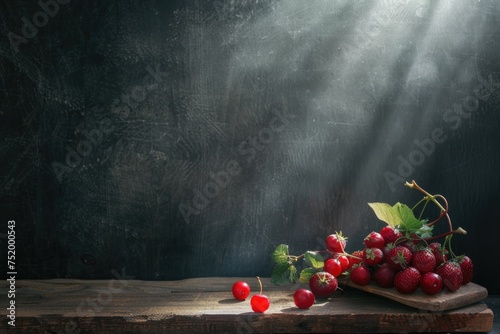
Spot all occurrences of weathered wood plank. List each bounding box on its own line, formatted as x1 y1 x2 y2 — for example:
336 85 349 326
344 280 489 311
1 278 493 333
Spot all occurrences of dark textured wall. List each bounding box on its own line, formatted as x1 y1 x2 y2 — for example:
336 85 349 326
1 0 500 293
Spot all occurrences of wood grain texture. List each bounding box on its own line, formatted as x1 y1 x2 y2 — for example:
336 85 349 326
343 280 489 311
1 277 493 333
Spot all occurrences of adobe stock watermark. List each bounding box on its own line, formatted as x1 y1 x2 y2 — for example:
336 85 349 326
60 267 134 334
384 73 500 191
51 64 168 182
179 108 296 224
7 0 71 52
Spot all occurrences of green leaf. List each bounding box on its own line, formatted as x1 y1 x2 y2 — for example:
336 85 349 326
416 224 433 239
299 267 317 283
304 251 324 270
369 202 434 239
272 244 289 264
271 262 292 285
396 203 422 230
271 262 298 285
368 202 423 229
367 202 403 227
395 203 431 236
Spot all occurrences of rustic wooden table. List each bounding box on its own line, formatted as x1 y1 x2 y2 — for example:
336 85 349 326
2 277 494 333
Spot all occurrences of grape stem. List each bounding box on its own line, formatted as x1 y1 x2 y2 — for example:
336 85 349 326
405 180 467 240
421 227 467 241
443 234 458 259
405 180 447 213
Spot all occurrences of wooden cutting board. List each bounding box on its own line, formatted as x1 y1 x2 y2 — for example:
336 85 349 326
341 279 489 311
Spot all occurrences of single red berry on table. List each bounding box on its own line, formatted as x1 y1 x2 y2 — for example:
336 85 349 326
324 258 343 277
326 232 347 254
350 265 371 286
364 231 385 249
435 261 463 292
411 248 436 274
363 247 384 266
232 281 251 301
309 271 338 299
457 255 473 285
251 294 270 313
394 266 421 294
250 277 270 313
420 272 443 295
293 288 315 309
373 263 396 288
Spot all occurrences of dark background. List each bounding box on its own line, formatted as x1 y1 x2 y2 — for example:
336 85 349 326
1 0 500 293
